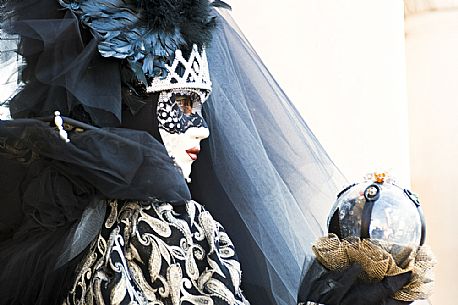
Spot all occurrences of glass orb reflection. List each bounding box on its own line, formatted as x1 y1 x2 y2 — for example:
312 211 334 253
328 182 422 248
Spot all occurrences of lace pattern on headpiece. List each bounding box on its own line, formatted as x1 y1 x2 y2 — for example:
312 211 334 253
147 44 212 97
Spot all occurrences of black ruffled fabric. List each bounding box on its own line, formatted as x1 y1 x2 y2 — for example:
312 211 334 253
0 118 190 304
298 260 412 305
0 119 189 201
3 0 122 126
1 0 229 125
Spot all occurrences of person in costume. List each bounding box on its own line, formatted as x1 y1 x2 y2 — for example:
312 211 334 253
0 0 249 304
0 0 427 304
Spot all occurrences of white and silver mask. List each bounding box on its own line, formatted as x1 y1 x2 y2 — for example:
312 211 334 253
157 89 210 182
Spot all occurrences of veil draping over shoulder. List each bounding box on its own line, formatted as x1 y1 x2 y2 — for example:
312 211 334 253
190 11 346 305
0 3 345 304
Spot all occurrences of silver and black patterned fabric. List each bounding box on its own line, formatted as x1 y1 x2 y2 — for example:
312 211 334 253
64 199 249 305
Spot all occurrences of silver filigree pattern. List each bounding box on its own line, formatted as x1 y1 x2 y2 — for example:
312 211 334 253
64 199 249 305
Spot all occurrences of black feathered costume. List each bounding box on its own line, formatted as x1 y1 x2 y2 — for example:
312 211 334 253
0 1 350 305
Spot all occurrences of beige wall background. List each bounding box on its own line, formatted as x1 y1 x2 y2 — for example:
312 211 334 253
230 0 457 304
230 0 411 185
405 1 458 304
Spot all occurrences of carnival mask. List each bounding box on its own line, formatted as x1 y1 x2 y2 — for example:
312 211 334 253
157 90 209 182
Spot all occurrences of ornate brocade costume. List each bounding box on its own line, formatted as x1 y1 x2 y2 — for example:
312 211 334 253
64 199 248 305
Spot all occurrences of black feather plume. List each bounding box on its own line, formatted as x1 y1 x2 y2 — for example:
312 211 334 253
135 0 229 50
210 0 231 10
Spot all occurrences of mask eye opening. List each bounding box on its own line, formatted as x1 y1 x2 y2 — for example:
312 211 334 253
173 90 203 116
175 94 193 115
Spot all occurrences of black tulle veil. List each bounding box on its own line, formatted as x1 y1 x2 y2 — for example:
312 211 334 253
191 11 345 304
0 2 345 304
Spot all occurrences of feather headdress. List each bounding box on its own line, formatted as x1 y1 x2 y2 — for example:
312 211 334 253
0 0 229 124
58 0 230 78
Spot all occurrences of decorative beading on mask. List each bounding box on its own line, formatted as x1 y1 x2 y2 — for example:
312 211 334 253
146 44 212 100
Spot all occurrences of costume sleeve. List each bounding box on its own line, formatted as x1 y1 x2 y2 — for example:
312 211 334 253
298 259 412 305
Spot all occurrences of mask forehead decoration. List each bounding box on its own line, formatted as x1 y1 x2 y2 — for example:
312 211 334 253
147 44 212 99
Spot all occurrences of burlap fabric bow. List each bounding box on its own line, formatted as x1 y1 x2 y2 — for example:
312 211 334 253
312 234 436 301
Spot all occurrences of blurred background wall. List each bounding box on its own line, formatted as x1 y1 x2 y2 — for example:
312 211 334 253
230 0 457 304
404 1 458 304
230 0 410 185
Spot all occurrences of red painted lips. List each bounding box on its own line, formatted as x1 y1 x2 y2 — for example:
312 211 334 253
186 147 200 161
